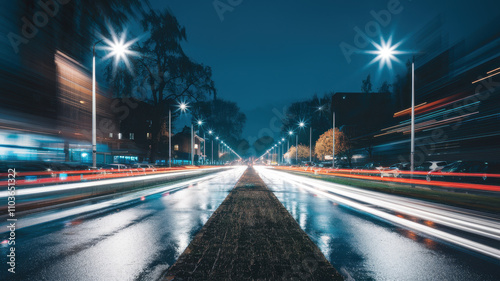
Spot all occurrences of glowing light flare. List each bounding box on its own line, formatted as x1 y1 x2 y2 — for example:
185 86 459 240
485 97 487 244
178 101 189 113
100 26 140 75
366 37 407 70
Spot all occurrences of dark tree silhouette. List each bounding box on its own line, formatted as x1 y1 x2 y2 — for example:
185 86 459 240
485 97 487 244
280 93 333 145
378 81 392 93
191 99 247 155
106 9 216 161
361 74 373 93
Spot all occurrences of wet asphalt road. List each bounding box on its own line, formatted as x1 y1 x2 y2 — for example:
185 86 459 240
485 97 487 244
2 165 500 280
1 167 246 281
257 167 500 281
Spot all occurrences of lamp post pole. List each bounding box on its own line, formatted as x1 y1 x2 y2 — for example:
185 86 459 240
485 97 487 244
332 111 335 169
278 145 281 164
309 127 312 163
92 40 102 169
191 124 194 165
169 109 172 167
295 135 298 164
281 142 284 163
91 31 135 168
410 59 415 173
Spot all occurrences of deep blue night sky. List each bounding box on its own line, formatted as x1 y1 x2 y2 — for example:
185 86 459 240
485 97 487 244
147 0 500 141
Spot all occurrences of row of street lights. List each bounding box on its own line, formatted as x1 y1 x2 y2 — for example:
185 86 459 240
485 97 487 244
260 38 415 172
259 108 336 168
91 29 239 168
168 101 242 166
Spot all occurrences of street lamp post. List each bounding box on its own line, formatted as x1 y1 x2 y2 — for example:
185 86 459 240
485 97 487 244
281 138 285 164
91 32 134 169
295 135 298 164
196 120 204 165
332 111 336 169
92 41 102 169
208 130 213 165
191 124 194 165
215 136 219 165
309 127 312 163
368 38 415 172
169 109 172 167
410 59 415 172
299 122 305 165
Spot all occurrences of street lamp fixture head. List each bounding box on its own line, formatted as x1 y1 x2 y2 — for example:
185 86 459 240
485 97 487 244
281 138 285 141
366 36 405 70
208 130 213 135
197 120 203 125
101 26 139 75
216 136 219 140
179 102 188 112
299 122 305 127
289 131 293 135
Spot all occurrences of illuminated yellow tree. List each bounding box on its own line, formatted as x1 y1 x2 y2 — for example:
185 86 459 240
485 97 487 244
314 128 348 161
285 145 310 161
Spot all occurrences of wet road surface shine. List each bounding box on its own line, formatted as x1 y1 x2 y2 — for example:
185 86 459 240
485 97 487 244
165 167 343 280
257 167 500 281
1 167 246 281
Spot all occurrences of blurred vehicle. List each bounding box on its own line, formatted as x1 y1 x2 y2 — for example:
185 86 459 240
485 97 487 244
302 161 317 167
100 164 129 170
416 161 448 172
99 164 130 174
380 162 411 178
352 162 384 176
131 163 157 172
426 161 500 185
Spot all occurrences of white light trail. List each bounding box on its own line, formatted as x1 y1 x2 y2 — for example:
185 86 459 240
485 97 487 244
256 167 500 260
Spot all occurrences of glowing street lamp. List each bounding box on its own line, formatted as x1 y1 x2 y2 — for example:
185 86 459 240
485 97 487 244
366 37 403 70
297 121 312 163
92 28 138 169
207 130 213 165
368 37 415 172
167 101 190 167
179 102 188 112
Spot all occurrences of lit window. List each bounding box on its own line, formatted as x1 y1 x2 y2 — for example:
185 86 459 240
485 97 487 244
129 133 134 140
118 133 122 140
109 133 113 138
174 145 179 151
147 133 151 139
194 144 199 149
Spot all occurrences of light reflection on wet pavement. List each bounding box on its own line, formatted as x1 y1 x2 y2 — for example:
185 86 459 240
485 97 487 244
0 167 246 281
260 172 500 281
